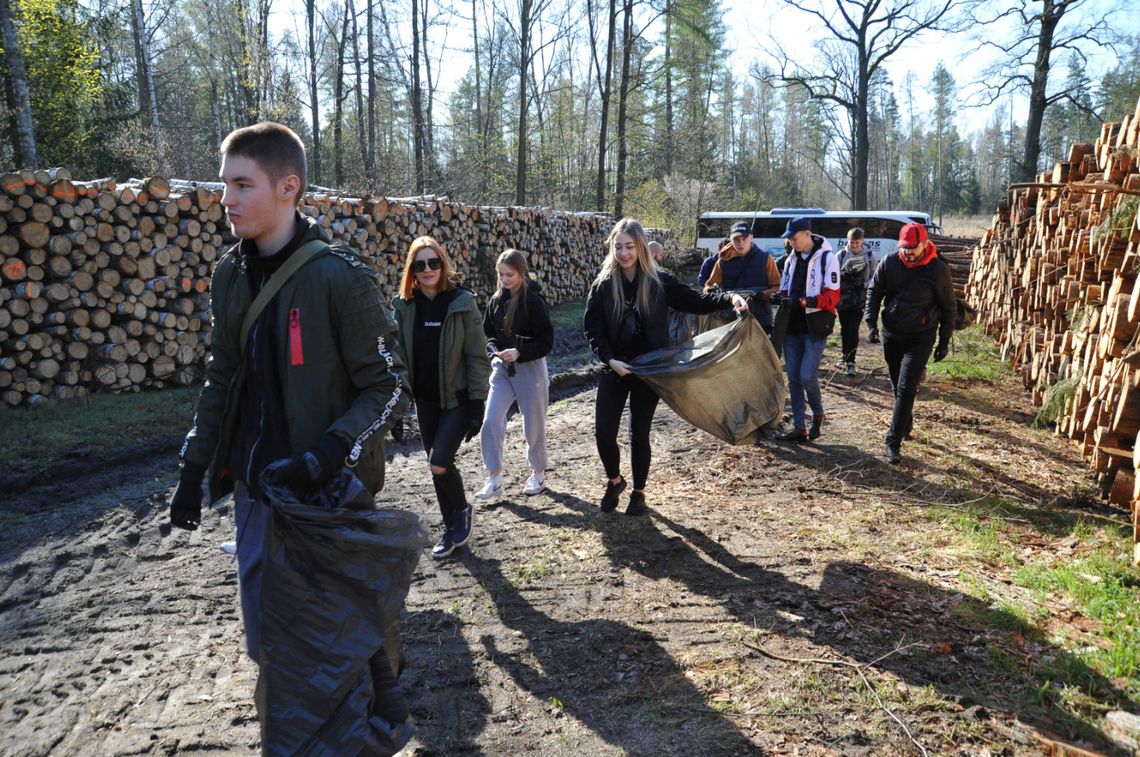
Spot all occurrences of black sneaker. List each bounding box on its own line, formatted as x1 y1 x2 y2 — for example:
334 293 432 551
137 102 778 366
778 428 808 443
809 415 824 440
431 529 456 559
451 503 474 548
845 362 855 377
885 444 901 465
626 490 648 516
600 477 626 512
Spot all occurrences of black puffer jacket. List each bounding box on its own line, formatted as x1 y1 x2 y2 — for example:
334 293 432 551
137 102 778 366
482 280 554 363
584 270 732 364
864 244 955 345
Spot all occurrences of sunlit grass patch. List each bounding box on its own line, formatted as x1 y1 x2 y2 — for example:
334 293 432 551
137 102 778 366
927 325 1008 383
0 385 200 474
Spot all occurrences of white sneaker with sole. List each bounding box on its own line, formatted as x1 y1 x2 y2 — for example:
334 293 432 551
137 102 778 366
220 541 237 556
523 472 546 496
475 475 503 500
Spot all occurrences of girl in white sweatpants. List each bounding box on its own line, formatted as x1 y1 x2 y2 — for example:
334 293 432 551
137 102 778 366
477 249 554 498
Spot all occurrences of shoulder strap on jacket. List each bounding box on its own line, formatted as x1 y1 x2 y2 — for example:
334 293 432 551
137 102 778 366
240 239 329 353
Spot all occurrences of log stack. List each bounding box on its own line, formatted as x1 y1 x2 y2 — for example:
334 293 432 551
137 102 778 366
966 96 1140 563
0 177 617 408
0 170 219 406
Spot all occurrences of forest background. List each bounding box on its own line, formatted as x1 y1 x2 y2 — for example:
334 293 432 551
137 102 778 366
1 0 1139 245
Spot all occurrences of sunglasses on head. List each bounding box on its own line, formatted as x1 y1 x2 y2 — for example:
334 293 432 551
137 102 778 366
411 257 443 273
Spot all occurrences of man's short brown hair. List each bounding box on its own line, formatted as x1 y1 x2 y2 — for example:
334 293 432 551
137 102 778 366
220 122 307 204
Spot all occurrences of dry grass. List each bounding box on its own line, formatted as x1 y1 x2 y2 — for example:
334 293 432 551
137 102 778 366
938 214 992 237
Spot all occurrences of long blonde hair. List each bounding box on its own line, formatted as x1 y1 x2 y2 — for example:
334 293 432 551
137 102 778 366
495 248 530 336
399 236 456 300
593 218 660 322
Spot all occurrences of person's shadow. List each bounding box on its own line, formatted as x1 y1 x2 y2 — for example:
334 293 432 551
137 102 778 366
401 609 492 754
501 492 1135 753
460 552 763 755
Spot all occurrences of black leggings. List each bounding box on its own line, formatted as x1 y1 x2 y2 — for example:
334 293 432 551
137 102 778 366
882 330 937 446
594 370 660 491
838 308 862 364
415 397 469 526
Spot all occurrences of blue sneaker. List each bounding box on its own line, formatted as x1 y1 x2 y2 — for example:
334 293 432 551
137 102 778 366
431 528 457 560
451 503 474 548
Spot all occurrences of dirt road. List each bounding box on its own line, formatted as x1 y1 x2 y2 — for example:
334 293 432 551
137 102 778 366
1 334 1134 755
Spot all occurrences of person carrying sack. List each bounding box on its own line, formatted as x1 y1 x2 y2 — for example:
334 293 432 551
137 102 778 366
584 218 748 516
703 220 780 334
167 122 413 749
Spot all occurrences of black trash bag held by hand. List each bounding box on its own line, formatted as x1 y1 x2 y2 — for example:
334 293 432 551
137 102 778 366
630 316 786 445
256 463 430 756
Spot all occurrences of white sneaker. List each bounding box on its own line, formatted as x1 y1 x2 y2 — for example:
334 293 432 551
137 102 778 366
475 475 503 500
220 541 237 556
523 472 546 496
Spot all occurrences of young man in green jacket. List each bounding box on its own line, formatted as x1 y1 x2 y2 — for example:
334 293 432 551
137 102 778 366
167 123 411 721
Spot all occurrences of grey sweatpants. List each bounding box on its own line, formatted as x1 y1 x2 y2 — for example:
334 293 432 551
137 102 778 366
481 358 549 474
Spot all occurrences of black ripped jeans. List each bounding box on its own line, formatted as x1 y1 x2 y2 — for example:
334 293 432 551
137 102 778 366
416 396 469 528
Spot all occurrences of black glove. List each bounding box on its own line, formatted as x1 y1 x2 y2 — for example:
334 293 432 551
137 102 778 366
769 291 785 305
272 450 328 490
803 296 818 308
390 417 405 442
465 399 485 443
868 327 880 344
272 435 346 490
169 461 206 531
933 343 948 362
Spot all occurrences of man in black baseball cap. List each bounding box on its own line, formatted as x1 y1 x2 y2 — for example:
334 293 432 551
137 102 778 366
700 219 780 333
864 222 955 463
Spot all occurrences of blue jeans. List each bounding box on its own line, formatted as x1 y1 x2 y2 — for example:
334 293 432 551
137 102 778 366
783 332 825 430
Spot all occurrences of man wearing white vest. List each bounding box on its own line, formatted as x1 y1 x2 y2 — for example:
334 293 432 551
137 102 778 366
773 216 840 442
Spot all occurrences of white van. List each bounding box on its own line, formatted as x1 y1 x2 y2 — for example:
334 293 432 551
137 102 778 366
696 208 944 266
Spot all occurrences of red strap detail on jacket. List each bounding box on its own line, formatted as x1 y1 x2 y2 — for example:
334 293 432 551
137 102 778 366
289 308 304 366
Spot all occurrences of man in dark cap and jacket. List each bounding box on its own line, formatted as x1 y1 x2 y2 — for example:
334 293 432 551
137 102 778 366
864 222 955 464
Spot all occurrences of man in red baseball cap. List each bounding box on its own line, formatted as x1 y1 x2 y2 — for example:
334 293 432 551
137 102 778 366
863 223 955 464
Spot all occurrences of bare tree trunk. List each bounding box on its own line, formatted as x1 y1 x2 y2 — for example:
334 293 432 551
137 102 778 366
0 0 36 168
1019 0 1062 182
131 0 162 165
421 0 436 187
612 0 632 218
366 0 376 189
515 0 533 205
411 0 425 193
350 0 367 188
663 0 673 178
471 0 484 193
333 8 349 187
306 0 322 184
593 0 615 211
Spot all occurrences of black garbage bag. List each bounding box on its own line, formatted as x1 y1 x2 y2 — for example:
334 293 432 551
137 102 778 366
256 462 430 756
629 315 785 445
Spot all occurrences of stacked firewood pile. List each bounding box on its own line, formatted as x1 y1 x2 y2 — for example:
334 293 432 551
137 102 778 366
966 98 1140 563
0 175 616 407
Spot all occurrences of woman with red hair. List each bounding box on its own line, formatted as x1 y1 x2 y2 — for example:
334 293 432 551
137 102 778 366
393 236 490 558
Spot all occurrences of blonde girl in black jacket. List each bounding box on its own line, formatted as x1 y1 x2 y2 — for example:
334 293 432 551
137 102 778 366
583 218 748 516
